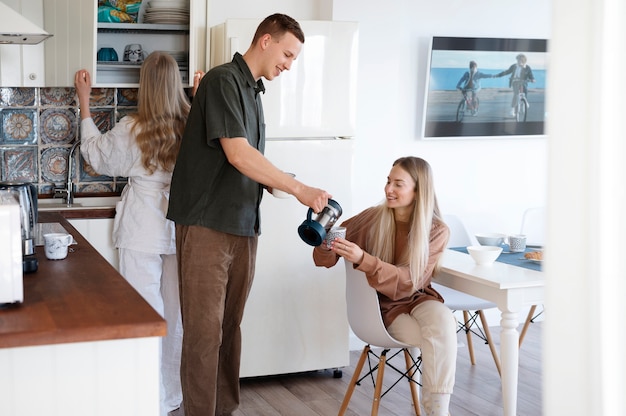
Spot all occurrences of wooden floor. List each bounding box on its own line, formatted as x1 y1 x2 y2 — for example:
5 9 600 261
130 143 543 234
234 321 542 416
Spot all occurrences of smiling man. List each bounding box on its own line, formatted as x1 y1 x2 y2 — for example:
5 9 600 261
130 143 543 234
166 13 331 416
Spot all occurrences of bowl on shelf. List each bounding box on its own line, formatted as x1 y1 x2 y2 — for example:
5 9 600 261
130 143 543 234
97 47 118 62
475 233 506 247
467 245 503 265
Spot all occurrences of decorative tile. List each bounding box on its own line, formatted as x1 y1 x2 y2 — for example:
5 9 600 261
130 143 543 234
41 87 76 107
90 88 115 106
40 108 78 145
38 183 55 195
40 146 70 184
1 146 37 182
0 87 36 107
91 108 115 133
117 88 138 106
116 107 136 122
78 183 114 193
80 157 113 182
0 86 144 195
1 109 37 144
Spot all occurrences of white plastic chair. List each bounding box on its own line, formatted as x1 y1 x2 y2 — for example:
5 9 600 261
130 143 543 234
520 207 545 248
340 261 422 416
519 207 546 346
431 214 502 375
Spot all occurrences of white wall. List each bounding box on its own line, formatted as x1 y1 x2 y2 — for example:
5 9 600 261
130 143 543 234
206 0 551 237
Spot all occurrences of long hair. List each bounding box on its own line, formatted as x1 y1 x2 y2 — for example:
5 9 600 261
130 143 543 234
252 13 305 44
129 51 190 174
367 157 444 288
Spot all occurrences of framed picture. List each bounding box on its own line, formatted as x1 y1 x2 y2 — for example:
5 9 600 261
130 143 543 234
422 36 548 139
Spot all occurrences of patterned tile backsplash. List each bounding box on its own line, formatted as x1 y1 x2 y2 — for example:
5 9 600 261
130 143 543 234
0 86 139 196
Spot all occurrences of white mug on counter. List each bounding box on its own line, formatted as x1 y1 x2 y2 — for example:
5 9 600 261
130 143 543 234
43 233 73 260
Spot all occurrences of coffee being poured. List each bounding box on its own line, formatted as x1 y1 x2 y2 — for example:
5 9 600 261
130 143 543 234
298 199 342 246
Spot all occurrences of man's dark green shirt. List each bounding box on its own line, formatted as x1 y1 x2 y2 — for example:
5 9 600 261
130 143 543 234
167 53 266 237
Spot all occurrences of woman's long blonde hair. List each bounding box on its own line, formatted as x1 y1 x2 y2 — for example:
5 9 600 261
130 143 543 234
129 51 190 174
367 157 444 289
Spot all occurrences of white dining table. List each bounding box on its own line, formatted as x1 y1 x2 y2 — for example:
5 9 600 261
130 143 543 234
434 249 545 416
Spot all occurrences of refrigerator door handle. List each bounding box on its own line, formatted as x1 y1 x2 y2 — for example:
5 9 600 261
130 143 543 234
229 37 239 58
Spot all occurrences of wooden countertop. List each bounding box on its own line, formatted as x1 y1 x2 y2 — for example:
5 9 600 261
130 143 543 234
0 212 166 349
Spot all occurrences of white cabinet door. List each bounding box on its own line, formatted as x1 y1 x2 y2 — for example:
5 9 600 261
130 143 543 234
0 0 46 87
43 0 95 87
68 218 119 271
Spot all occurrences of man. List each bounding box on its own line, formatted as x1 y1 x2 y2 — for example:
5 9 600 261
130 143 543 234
166 14 331 416
495 53 536 117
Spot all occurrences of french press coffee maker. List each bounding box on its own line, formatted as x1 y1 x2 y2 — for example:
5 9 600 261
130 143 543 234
297 199 342 246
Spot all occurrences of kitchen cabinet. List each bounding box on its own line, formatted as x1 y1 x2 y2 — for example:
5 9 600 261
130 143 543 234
68 217 119 271
0 212 164 416
43 0 206 87
0 0 46 87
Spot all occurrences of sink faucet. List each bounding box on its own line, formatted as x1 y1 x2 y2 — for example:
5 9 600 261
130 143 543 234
54 140 81 205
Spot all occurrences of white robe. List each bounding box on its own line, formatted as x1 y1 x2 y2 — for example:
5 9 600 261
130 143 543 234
80 116 175 254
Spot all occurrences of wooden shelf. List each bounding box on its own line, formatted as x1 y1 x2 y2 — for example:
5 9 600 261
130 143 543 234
97 22 189 32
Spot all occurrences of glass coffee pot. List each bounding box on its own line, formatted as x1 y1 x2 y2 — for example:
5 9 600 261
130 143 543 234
298 199 342 246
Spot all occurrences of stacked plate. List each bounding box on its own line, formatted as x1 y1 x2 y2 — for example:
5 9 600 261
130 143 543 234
143 0 189 25
159 50 188 67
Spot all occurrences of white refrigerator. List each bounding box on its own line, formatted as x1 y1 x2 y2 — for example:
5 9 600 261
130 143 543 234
209 19 358 377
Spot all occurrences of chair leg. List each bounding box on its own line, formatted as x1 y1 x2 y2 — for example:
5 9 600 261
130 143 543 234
371 351 388 416
462 310 476 365
338 345 370 416
403 349 421 416
519 304 537 347
478 310 501 377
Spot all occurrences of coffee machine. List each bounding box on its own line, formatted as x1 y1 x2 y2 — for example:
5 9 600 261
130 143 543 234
0 182 38 274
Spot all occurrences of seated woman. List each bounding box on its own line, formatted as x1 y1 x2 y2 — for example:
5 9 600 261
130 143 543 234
312 156 456 416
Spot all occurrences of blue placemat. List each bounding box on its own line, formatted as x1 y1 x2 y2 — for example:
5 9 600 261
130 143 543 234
450 246 542 271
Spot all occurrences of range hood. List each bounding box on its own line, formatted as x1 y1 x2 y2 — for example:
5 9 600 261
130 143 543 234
0 2 52 45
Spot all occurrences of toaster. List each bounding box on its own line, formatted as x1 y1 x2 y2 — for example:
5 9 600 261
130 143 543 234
0 192 23 306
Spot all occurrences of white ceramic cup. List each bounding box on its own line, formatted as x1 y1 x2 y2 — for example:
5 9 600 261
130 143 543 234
43 233 73 260
272 172 295 199
325 226 347 249
508 234 527 253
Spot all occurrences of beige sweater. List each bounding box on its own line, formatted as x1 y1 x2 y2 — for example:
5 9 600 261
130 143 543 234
313 206 450 327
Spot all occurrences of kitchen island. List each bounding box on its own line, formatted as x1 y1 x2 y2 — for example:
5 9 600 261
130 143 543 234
0 212 165 416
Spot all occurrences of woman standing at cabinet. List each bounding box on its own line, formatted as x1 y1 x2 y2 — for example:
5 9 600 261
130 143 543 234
74 51 190 416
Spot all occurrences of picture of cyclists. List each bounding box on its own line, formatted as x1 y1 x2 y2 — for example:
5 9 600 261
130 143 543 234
422 37 547 138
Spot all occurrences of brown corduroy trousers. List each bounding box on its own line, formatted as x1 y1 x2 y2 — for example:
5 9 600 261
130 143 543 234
175 224 258 416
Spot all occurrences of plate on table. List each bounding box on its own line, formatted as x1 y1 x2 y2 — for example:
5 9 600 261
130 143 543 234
522 250 544 263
